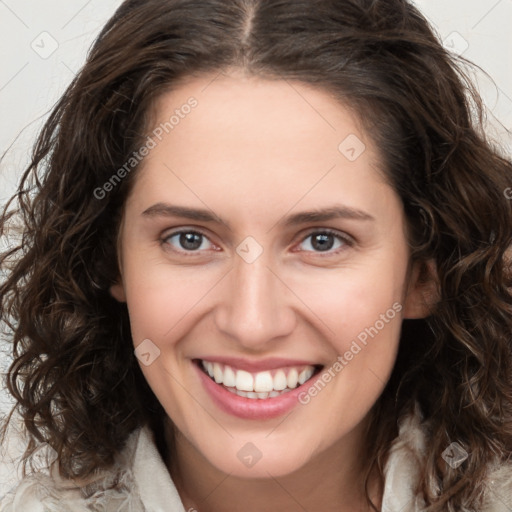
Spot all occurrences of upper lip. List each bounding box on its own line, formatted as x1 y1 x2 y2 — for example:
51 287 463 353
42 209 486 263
195 356 322 373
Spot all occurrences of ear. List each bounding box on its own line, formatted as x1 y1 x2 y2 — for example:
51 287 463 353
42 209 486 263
402 259 439 319
110 277 127 303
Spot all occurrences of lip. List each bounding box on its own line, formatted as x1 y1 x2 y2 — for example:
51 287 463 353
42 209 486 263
193 359 321 420
197 356 320 373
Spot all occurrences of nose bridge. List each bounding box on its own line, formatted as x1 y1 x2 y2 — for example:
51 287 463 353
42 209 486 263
215 250 295 347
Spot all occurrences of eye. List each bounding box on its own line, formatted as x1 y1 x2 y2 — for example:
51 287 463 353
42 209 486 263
296 229 353 254
161 228 353 256
162 229 216 254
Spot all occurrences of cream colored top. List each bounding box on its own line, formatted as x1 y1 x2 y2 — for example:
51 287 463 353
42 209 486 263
1 405 511 511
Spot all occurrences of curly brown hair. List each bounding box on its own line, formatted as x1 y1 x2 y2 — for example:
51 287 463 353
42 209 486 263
1 0 512 510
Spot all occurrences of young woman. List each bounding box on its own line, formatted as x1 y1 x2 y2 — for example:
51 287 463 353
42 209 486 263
1 0 511 510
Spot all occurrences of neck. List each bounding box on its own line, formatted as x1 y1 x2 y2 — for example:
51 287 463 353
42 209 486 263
164 418 383 512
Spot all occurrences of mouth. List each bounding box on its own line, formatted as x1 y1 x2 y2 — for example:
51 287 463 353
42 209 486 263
194 359 324 400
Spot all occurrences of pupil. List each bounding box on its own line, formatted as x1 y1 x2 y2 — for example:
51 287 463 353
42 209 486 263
177 233 334 252
180 233 202 250
312 234 333 251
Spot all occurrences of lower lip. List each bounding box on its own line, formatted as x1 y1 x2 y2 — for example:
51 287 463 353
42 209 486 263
194 362 318 420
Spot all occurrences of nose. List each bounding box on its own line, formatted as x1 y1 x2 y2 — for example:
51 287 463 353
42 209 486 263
214 251 296 351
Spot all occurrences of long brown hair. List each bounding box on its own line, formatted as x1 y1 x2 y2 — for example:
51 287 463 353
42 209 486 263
1 1 512 510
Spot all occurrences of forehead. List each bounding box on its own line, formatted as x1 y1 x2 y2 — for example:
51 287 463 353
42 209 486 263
148 71 376 164
125 72 396 224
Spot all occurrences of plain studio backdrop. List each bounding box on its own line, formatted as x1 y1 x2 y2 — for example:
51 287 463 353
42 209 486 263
0 0 511 498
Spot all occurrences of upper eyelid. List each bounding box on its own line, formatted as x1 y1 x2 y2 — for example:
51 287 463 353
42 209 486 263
163 228 217 250
161 227 353 252
295 228 354 252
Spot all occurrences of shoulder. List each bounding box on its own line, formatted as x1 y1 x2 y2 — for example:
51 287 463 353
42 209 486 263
381 402 431 511
381 403 512 512
482 461 512 511
0 427 145 512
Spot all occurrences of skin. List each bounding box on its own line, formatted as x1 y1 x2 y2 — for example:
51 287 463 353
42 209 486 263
110 69 435 512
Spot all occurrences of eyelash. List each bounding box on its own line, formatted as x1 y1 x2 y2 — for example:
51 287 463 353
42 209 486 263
160 228 354 257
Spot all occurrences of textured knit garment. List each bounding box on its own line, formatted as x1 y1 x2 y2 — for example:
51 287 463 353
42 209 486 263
1 406 512 511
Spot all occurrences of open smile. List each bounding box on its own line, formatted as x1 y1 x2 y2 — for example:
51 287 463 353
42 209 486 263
193 358 324 419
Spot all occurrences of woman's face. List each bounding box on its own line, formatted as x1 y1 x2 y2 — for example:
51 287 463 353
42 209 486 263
111 71 429 478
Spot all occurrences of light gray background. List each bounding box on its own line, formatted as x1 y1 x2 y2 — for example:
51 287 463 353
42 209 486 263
0 0 511 496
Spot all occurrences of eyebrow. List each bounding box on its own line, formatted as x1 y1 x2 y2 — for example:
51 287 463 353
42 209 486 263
141 202 375 229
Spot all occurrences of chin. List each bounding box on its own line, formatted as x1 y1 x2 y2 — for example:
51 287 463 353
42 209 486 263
199 436 316 479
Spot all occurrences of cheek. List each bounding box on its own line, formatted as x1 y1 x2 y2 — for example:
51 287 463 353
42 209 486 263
295 278 403 435
121 256 219 343
288 264 405 348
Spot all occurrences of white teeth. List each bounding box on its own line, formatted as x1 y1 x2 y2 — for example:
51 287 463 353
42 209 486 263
205 361 214 378
273 370 288 391
223 365 236 387
235 370 254 392
254 371 274 392
213 363 223 384
200 360 317 397
298 367 314 385
287 368 299 389
225 386 294 399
